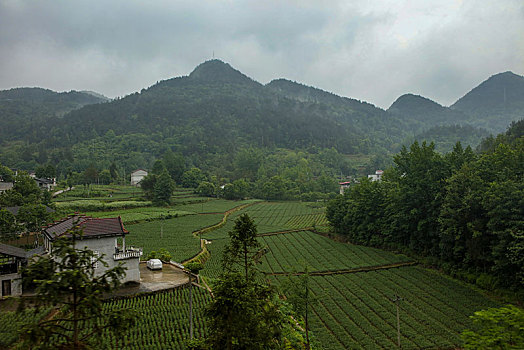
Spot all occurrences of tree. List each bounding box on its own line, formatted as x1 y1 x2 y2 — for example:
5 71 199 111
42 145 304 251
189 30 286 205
205 273 283 350
109 162 119 182
282 265 317 350
17 204 51 233
153 170 175 205
152 159 166 175
0 209 17 239
0 163 14 182
223 214 261 282
83 164 98 184
163 150 185 184
182 168 206 188
20 228 135 349
98 169 111 185
196 181 216 197
461 305 524 349
13 173 42 204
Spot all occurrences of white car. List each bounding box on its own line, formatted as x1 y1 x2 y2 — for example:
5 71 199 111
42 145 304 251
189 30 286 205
146 259 163 270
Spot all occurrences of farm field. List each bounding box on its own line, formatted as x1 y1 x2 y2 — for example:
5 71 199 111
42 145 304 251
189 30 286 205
0 307 52 348
97 287 211 350
196 201 500 349
86 207 194 224
259 230 411 274
271 267 499 350
126 214 223 262
38 196 502 349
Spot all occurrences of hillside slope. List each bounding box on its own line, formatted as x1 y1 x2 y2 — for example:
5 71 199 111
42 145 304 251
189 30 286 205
451 71 524 132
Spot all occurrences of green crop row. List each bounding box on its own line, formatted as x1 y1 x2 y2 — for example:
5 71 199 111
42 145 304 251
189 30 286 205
86 207 194 224
55 200 152 212
272 266 499 350
0 307 52 348
260 231 411 273
126 214 223 262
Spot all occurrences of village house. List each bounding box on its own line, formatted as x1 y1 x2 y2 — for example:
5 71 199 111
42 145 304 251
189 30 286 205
339 181 351 195
34 177 56 191
130 169 148 186
42 215 142 284
0 244 42 297
368 170 384 182
0 182 14 193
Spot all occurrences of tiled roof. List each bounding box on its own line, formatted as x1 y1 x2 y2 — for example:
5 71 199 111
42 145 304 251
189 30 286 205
44 215 128 240
1 206 55 216
0 243 27 258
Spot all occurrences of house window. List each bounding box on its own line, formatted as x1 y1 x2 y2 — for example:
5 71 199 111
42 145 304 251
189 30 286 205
91 251 100 269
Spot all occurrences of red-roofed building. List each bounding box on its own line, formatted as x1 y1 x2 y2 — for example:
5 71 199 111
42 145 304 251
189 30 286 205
339 181 351 195
43 215 141 283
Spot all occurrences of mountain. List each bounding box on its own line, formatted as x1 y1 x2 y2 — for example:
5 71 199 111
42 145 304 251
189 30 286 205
22 60 405 157
451 71 524 132
0 87 109 143
1 61 522 177
388 93 469 127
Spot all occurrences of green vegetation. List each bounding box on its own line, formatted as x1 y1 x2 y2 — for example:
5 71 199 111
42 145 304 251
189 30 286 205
126 214 223 262
20 229 135 349
279 267 499 350
0 307 52 348
327 120 524 291
462 305 524 349
97 287 211 350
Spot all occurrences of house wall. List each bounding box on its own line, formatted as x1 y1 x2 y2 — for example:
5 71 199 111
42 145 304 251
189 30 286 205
74 237 140 284
0 273 22 297
130 170 148 186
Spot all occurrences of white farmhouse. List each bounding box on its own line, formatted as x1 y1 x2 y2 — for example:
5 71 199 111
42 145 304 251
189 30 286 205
130 169 148 186
42 215 141 284
368 170 384 182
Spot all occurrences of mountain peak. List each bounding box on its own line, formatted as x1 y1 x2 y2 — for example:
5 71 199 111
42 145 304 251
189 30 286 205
451 71 524 121
189 59 258 85
388 93 444 114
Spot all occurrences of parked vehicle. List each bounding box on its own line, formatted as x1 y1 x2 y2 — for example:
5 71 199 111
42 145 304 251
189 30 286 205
147 258 163 270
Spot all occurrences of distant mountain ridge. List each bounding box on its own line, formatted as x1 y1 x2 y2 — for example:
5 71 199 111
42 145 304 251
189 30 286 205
388 71 524 134
0 87 108 143
0 60 522 173
450 71 524 132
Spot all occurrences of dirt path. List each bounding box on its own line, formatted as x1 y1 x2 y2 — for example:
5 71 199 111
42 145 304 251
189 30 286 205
266 261 418 276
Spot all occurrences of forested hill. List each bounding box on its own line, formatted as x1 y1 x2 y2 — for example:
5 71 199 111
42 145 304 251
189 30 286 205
0 87 109 142
388 93 470 127
450 71 524 132
1 60 523 175
2 60 410 166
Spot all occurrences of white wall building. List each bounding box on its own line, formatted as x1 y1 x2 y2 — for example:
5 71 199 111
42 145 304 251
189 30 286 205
130 169 148 186
43 215 141 284
368 170 384 182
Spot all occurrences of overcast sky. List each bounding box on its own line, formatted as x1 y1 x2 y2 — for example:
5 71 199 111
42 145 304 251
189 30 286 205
1 0 523 108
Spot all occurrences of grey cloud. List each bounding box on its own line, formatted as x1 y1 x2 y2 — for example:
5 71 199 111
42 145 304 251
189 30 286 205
0 0 523 108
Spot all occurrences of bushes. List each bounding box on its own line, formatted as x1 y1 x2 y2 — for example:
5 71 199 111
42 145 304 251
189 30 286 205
55 200 152 212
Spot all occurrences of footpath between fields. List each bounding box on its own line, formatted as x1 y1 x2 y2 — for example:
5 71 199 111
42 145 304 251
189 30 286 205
266 261 418 276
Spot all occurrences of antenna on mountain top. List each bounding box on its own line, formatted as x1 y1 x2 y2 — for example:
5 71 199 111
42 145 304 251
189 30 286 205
213 51 215 59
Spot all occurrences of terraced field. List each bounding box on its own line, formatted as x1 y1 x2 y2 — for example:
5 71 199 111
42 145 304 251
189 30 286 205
98 287 211 349
259 230 411 273
20 197 500 349
196 201 499 349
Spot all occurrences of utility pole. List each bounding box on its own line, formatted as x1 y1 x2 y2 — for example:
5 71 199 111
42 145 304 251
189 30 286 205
189 271 193 339
391 294 404 348
160 215 164 239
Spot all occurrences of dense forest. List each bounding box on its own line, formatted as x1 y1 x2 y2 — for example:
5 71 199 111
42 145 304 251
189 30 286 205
326 120 524 291
1 60 523 186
